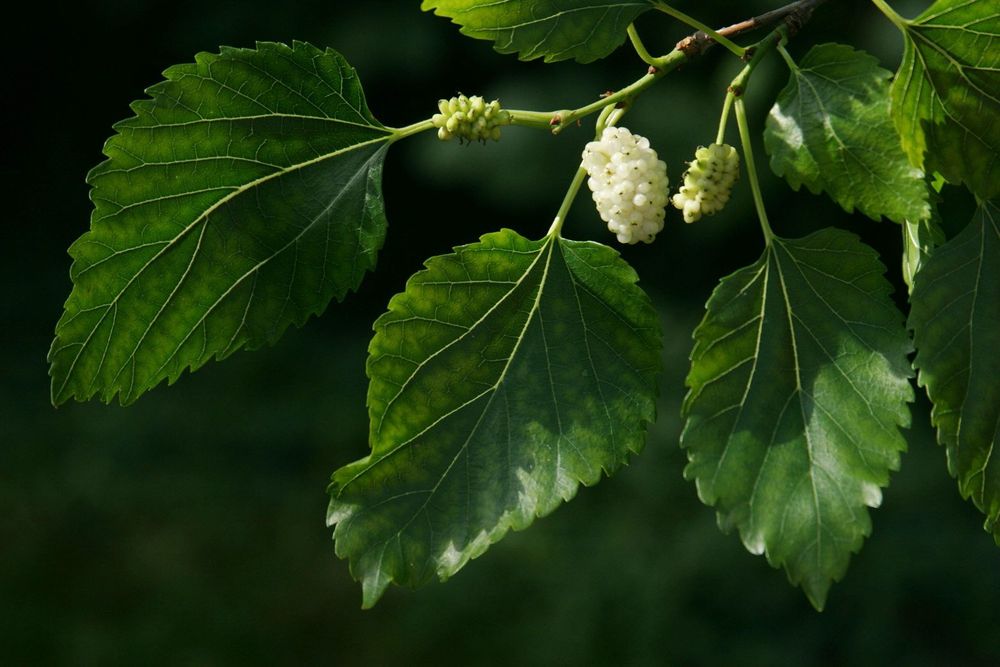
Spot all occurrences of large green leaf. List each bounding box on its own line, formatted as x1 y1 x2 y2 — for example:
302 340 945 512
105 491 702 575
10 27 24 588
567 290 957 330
910 201 1000 543
681 228 913 609
890 0 1000 200
328 229 661 607
765 43 929 224
50 42 392 405
421 0 652 63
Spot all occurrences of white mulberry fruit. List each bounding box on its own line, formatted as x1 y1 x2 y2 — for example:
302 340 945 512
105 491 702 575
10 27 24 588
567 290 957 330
432 95 512 143
671 143 740 223
582 127 669 245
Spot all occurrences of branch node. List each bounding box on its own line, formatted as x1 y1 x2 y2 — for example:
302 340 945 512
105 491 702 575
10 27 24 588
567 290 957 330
676 33 704 57
677 0 830 58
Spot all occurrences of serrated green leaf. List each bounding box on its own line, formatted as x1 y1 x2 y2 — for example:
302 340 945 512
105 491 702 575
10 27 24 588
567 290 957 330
910 201 1000 543
421 0 652 63
890 0 1000 200
765 43 929 224
681 228 913 609
49 42 392 405
328 229 661 607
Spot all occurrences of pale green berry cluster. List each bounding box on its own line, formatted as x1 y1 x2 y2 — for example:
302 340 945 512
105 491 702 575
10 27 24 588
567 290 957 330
671 143 740 223
582 127 670 245
432 95 512 143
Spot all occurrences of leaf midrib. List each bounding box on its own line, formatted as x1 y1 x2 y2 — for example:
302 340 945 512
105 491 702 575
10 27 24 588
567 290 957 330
116 112 381 133
771 241 824 574
719 239 891 569
352 237 560 548
144 144 389 385
370 238 552 444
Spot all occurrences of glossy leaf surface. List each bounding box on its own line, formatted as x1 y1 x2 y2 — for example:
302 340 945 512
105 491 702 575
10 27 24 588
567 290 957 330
765 43 928 224
890 0 1000 199
328 229 661 607
50 42 392 405
682 228 913 609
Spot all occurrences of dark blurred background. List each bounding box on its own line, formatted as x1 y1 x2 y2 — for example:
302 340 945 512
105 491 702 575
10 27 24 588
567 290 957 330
3 0 998 664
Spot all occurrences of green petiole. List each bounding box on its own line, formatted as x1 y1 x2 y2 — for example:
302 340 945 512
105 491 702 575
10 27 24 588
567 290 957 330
390 119 436 141
735 98 774 244
548 103 623 237
716 92 735 145
870 0 909 31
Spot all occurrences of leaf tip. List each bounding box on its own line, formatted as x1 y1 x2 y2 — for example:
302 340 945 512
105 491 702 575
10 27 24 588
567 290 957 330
804 587 828 612
360 569 392 609
798 571 834 612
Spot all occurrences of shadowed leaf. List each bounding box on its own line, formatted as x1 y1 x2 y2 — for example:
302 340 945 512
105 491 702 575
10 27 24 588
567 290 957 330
328 229 661 607
765 43 929 224
682 228 913 609
911 200 1000 543
421 0 652 62
890 0 1000 199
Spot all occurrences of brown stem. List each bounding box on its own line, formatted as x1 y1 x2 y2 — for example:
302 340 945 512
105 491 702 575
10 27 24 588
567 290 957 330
528 0 831 134
676 0 834 56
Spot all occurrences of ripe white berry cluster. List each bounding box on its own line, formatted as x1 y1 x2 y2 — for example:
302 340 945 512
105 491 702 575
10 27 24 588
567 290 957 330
432 95 512 143
671 143 740 223
582 127 670 245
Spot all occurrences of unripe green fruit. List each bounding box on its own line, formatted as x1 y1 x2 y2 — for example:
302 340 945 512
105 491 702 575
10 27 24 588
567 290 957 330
671 143 740 223
433 95 511 143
